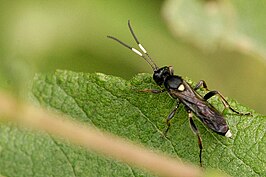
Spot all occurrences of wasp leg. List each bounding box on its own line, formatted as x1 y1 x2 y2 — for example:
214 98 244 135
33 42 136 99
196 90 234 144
164 102 180 136
194 80 250 115
204 91 250 115
187 110 203 167
139 88 165 94
194 80 209 91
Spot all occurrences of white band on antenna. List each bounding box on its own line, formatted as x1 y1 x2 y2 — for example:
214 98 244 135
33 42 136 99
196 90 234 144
132 48 143 56
138 44 147 54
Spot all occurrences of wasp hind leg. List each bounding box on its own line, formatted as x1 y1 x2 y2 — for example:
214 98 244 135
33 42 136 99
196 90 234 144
194 80 250 115
187 110 203 167
204 91 251 115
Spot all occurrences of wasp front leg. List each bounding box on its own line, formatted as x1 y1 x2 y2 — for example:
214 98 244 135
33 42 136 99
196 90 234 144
138 88 166 94
187 110 203 167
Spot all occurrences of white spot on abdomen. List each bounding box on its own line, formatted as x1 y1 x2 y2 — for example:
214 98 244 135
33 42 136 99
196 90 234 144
225 130 232 138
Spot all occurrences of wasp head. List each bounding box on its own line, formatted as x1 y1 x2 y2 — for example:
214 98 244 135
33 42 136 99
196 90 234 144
153 66 174 86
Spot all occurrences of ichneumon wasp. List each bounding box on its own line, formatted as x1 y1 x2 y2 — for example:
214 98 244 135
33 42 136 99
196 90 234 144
107 20 250 166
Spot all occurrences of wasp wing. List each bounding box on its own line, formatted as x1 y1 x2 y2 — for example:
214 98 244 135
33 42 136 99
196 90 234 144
170 82 229 136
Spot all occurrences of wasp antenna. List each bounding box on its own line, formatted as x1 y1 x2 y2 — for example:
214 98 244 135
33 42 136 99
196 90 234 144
107 35 157 70
128 20 158 70
107 35 142 57
108 21 158 71
107 36 131 50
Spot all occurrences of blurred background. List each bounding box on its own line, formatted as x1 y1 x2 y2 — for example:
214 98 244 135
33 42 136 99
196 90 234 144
0 0 265 114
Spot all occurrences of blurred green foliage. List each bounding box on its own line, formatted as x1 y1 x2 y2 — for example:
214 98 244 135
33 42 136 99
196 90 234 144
0 0 265 114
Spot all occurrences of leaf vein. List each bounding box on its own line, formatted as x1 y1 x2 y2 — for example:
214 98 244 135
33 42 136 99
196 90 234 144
92 80 180 157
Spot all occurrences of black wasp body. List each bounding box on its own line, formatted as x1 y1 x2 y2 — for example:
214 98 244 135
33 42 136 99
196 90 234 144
108 20 250 166
155 67 229 136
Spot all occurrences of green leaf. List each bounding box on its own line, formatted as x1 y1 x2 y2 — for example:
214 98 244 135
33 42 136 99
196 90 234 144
1 70 265 177
162 0 266 61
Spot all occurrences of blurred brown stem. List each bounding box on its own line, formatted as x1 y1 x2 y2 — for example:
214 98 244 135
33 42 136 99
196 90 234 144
0 90 219 177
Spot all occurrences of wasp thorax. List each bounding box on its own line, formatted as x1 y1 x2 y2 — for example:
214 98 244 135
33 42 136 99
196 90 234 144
153 66 172 86
164 75 183 91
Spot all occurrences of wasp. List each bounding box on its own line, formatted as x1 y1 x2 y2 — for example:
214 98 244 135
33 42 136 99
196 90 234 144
107 20 250 166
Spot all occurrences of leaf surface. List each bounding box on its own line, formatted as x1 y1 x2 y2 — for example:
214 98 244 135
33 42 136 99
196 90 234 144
1 70 265 177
